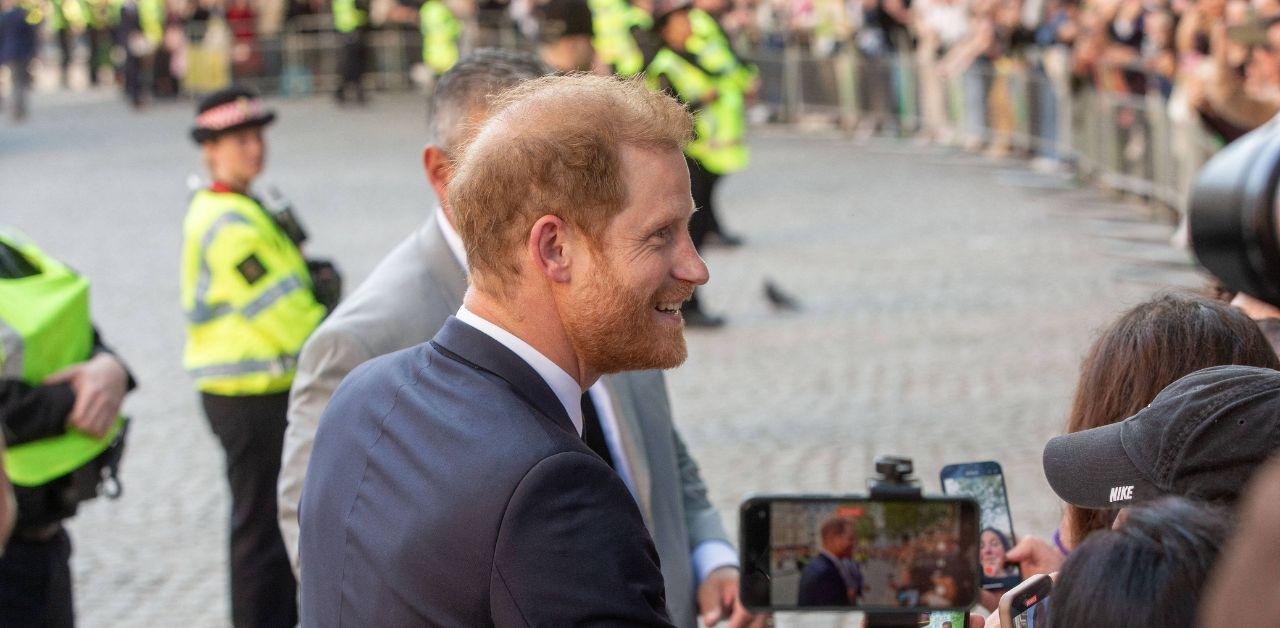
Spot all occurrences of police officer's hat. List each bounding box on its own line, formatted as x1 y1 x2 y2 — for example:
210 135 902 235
652 0 692 30
190 86 277 144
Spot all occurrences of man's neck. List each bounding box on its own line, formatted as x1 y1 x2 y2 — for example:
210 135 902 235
463 288 598 390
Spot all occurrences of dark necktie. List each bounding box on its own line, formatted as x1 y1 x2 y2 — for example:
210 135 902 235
580 392 616 469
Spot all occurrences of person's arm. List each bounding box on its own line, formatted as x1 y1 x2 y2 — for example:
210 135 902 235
203 219 326 353
1204 22 1280 130
278 326 374 576
0 379 76 445
490 451 675 626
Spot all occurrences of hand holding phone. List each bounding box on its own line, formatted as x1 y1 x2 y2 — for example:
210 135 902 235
998 573 1053 628
941 462 1022 591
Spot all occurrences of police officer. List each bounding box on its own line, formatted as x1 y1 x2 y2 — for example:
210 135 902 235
183 87 329 628
646 0 746 326
418 0 461 76
588 0 651 76
0 227 135 627
332 0 370 104
685 0 754 249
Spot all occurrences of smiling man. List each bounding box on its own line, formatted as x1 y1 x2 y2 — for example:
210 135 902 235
299 75 711 625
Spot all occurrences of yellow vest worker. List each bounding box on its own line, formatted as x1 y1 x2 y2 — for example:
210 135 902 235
419 0 461 75
183 87 326 628
644 0 741 326
0 228 134 626
588 0 651 77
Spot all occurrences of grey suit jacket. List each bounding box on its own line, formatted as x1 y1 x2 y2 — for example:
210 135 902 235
279 213 730 626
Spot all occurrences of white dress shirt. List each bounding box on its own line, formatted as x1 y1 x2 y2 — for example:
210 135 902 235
440 208 736 582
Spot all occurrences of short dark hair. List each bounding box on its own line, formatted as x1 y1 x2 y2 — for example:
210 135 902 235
427 49 550 154
1047 497 1233 628
981 527 1011 551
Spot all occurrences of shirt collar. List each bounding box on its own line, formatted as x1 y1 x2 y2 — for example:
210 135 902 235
455 305 584 436
435 205 468 269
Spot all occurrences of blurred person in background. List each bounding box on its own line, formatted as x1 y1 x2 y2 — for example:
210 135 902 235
536 0 597 71
647 0 751 327
0 228 135 628
589 0 652 77
1002 293 1279 579
0 0 38 121
332 0 370 103
1046 497 1231 628
183 87 330 628
83 0 117 87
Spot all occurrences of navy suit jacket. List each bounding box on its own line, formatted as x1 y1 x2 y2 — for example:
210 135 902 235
796 554 856 608
299 316 673 626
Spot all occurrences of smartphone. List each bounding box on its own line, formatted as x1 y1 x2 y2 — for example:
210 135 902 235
940 461 1022 591
738 495 980 612
998 573 1053 628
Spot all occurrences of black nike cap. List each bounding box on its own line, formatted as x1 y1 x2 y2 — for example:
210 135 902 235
1043 365 1280 509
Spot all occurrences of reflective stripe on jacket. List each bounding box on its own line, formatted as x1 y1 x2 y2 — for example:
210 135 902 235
645 47 749 174
180 189 325 396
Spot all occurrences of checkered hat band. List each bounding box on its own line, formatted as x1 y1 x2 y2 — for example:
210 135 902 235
196 98 265 132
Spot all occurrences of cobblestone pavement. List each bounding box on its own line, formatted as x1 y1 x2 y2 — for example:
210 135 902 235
0 89 1202 626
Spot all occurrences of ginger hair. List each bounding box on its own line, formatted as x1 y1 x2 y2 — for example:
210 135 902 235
447 73 693 296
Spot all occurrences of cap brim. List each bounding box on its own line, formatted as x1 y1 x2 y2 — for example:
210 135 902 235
191 112 276 144
1043 421 1163 509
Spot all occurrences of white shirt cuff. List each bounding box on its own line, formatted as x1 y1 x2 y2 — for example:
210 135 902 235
692 540 740 583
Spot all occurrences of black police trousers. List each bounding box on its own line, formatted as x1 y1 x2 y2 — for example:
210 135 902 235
686 156 724 250
201 391 297 628
0 526 74 627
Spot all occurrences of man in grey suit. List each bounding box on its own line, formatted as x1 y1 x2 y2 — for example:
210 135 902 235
280 50 754 626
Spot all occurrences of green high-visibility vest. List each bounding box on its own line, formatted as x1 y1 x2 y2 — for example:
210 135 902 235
645 47 748 174
588 0 650 77
138 0 164 44
332 0 367 33
0 230 124 488
181 189 325 396
419 0 460 75
688 8 757 92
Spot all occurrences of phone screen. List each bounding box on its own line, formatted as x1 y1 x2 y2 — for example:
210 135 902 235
739 496 979 611
940 462 1021 590
1012 595 1050 628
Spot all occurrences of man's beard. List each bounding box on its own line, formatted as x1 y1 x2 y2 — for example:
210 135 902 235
564 259 692 375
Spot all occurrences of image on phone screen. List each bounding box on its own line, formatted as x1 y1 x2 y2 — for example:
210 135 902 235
742 497 978 611
940 461 1022 590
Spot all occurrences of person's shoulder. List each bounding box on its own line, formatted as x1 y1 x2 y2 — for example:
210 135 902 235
321 230 455 354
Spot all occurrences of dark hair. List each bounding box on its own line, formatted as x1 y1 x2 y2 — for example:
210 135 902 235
1062 292 1279 546
427 49 551 154
981 527 1011 551
1047 497 1233 628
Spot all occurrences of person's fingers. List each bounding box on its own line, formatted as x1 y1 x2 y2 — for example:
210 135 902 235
41 363 82 386
66 385 95 432
969 613 988 628
698 583 724 626
984 611 1003 628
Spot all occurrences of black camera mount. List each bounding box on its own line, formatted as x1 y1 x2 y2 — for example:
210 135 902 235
865 456 946 628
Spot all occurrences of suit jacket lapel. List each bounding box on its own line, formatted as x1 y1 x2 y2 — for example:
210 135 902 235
431 317 577 436
417 213 468 312
602 373 653 525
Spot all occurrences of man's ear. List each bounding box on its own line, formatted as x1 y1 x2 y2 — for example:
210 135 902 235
528 215 574 284
423 145 452 205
